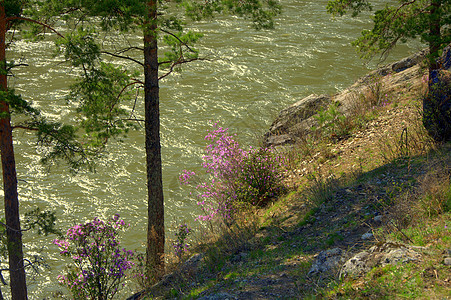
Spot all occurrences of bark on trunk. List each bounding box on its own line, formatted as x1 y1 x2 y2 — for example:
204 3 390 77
0 4 28 299
144 0 165 282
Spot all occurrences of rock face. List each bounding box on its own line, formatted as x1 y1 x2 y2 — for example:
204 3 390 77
308 242 423 279
265 45 451 146
264 50 429 146
264 94 331 146
308 248 349 276
339 242 422 278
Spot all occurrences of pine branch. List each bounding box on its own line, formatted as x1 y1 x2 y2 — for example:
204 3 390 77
159 57 208 80
6 16 64 38
7 63 29 72
117 80 144 101
160 29 197 53
12 125 38 131
101 51 144 66
115 46 145 54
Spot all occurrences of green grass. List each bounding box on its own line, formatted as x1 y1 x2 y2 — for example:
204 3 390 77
140 71 451 300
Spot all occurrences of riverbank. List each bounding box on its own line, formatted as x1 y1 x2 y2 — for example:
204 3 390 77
134 51 451 299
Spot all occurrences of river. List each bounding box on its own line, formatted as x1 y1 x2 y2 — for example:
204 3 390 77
2 0 423 298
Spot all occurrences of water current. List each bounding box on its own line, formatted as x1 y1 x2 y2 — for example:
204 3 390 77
2 0 423 297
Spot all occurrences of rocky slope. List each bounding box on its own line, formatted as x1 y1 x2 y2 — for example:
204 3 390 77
132 49 451 300
264 48 437 147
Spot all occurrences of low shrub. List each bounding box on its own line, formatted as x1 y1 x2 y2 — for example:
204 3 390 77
181 123 287 224
54 215 135 300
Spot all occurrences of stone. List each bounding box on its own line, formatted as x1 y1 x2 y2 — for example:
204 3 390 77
340 242 422 278
444 257 451 266
269 94 331 133
265 94 331 146
361 232 373 240
391 51 426 73
339 251 371 278
265 134 294 146
308 248 348 276
373 215 383 223
377 247 420 266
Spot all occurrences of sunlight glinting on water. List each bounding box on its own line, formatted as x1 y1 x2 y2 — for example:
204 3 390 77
0 0 424 297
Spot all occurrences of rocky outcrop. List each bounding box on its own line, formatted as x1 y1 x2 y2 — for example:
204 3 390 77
264 94 331 146
308 248 349 276
264 50 429 146
339 242 422 278
307 242 424 279
265 45 451 146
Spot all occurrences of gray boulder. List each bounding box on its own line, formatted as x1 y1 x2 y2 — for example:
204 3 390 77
308 248 349 276
265 94 331 146
340 242 422 278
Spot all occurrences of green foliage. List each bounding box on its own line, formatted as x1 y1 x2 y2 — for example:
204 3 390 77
326 0 372 17
0 87 95 173
313 101 351 141
182 0 282 29
234 147 288 207
56 27 101 68
68 62 138 142
41 0 147 31
23 208 60 236
0 208 60 285
0 89 40 117
41 0 282 170
0 2 116 172
160 30 203 68
34 120 91 171
5 0 23 18
327 0 451 61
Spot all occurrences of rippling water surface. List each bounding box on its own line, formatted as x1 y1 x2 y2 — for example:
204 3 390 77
2 0 422 297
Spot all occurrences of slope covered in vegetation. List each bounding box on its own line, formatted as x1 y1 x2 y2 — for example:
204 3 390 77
135 52 451 300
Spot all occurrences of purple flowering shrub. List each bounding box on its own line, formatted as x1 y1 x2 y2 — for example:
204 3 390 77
181 123 287 223
54 215 134 300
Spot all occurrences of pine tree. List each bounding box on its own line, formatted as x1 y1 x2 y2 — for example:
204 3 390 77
0 1 106 297
327 0 451 140
44 0 281 282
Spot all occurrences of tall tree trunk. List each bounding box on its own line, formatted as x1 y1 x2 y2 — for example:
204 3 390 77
144 0 165 282
423 0 451 141
0 4 28 299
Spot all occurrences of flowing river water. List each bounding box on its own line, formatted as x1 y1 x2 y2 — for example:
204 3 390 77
2 0 423 297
